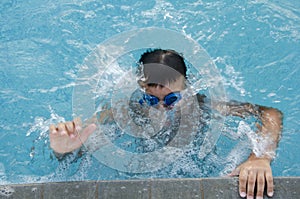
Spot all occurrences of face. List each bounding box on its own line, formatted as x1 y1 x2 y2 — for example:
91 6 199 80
141 76 185 109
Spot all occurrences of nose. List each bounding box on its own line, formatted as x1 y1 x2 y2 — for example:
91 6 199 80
156 101 173 110
156 101 165 109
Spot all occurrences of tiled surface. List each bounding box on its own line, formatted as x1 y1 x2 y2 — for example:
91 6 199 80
201 177 238 199
0 183 42 199
98 180 150 199
151 178 201 199
43 181 97 199
272 177 299 198
0 177 299 199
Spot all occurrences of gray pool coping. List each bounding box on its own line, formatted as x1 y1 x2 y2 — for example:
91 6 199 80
0 177 299 199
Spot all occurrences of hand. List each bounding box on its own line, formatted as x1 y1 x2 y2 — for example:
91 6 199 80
230 154 274 199
49 117 96 154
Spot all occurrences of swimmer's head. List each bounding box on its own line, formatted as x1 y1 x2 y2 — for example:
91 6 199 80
137 49 187 90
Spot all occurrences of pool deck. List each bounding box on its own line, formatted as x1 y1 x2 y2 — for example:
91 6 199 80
0 177 299 198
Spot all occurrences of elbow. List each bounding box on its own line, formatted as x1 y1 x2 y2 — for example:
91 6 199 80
260 106 283 132
264 107 283 121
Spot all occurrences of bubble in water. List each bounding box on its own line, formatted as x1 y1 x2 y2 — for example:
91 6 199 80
26 106 66 159
26 106 65 137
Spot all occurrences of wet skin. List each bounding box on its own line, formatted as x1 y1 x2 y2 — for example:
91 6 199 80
49 77 282 199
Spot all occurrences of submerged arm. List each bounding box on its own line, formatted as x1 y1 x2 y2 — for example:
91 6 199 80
218 101 283 158
214 100 283 198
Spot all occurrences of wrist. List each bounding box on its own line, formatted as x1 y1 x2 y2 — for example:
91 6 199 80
52 147 85 161
249 152 273 163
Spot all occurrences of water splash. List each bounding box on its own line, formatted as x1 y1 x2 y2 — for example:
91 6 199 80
215 56 248 97
220 139 251 176
26 106 65 137
238 121 275 159
26 106 66 160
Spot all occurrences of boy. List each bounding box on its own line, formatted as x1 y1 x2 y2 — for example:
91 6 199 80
50 49 282 199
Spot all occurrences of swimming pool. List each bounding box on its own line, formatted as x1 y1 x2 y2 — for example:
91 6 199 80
0 0 299 184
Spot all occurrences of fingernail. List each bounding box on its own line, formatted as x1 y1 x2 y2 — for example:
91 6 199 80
247 196 253 199
240 192 246 197
268 191 274 197
256 197 263 199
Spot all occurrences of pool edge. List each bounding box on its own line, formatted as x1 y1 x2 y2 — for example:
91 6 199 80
0 177 299 198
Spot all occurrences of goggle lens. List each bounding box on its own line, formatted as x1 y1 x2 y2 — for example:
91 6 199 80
141 92 182 107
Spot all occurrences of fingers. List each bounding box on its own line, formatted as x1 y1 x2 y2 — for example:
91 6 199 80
266 170 274 197
57 122 68 135
49 124 57 134
228 166 240 177
248 171 272 199
246 170 256 199
238 168 248 198
79 123 97 143
256 171 265 199
49 118 83 138
73 117 83 132
238 169 273 199
65 121 76 138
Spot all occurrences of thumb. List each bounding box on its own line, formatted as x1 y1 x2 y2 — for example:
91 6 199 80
228 165 241 177
78 123 97 143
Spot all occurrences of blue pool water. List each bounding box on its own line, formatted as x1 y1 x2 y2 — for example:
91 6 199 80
1 0 300 184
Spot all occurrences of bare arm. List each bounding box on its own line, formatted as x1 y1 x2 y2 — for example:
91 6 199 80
216 101 282 158
238 106 282 199
213 100 283 198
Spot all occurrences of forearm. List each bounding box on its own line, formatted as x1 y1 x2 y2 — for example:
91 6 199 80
255 106 283 159
225 103 283 199
218 100 283 159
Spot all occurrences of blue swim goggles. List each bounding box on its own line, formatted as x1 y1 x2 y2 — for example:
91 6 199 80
139 92 182 107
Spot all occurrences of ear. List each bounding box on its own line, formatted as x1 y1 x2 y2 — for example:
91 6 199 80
138 80 147 88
